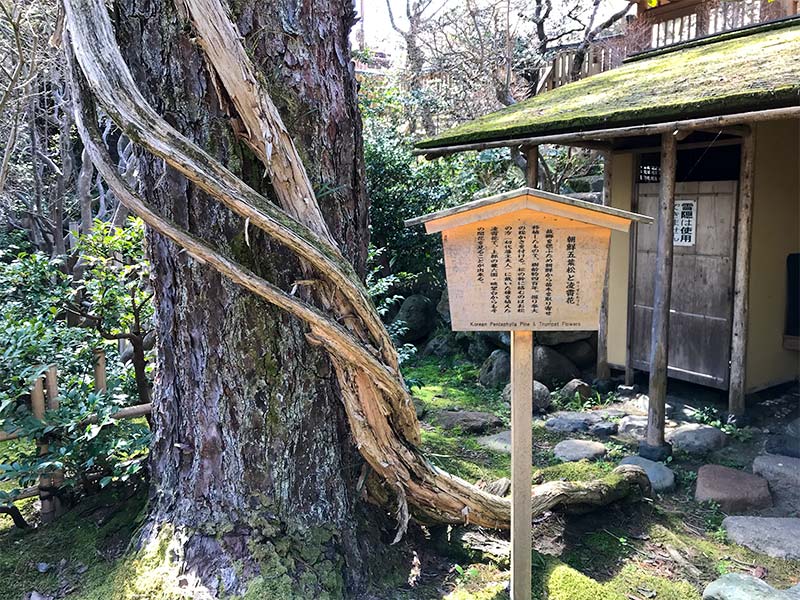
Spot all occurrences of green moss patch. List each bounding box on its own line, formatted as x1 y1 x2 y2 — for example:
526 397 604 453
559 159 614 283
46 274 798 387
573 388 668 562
417 21 800 149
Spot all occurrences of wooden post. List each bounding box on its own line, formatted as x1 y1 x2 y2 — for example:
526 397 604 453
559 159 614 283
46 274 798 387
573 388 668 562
524 145 539 188
93 349 107 392
643 132 677 460
510 330 533 600
597 152 613 380
30 376 46 422
728 129 755 420
43 364 64 521
624 220 639 386
45 365 59 410
31 376 58 523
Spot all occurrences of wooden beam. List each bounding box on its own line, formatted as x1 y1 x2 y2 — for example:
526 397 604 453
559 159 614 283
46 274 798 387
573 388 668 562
523 145 539 187
510 330 533 600
415 106 800 158
597 152 613 380
644 132 677 458
728 128 755 420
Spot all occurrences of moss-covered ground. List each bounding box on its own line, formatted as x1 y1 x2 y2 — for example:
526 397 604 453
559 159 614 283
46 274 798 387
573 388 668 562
1 355 798 599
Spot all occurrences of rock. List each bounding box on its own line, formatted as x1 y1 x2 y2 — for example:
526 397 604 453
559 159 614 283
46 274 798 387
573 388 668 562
618 415 649 441
752 454 800 513
501 380 551 413
391 294 436 343
723 516 800 560
535 331 592 346
588 421 618 437
434 410 502 433
467 335 495 363
26 593 55 600
436 288 451 323
703 573 800 599
554 340 595 369
554 439 607 462
592 378 617 394
558 378 593 402
786 417 800 438
482 331 511 350
533 346 580 389
639 442 673 462
593 408 627 419
620 456 675 492
479 350 511 388
412 397 427 419
545 411 602 433
421 333 458 358
765 434 800 459
695 465 772 513
35 562 50 574
477 430 511 453
667 424 727 454
616 384 640 397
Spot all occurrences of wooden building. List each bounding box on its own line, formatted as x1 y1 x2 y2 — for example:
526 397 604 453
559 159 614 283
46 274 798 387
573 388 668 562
415 18 800 454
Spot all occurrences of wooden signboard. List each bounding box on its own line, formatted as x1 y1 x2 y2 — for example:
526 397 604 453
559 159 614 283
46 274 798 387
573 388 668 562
408 188 650 600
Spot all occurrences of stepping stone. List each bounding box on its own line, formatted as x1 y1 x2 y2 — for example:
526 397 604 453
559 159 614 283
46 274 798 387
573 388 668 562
620 456 675 492
588 421 617 437
667 424 727 454
723 516 800 560
434 410 502 433
618 415 648 441
695 464 772 513
753 454 800 513
592 408 627 420
545 411 602 433
477 430 511 454
554 439 607 462
704 573 800 599
765 434 800 459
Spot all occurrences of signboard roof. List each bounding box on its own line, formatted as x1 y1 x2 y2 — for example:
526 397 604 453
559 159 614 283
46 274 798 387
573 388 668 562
405 187 653 234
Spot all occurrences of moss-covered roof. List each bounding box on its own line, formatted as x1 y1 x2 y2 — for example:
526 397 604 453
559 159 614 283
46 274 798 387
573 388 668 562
417 19 800 150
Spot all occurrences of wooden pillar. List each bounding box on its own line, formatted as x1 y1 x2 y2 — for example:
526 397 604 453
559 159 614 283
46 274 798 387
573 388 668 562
524 145 539 188
597 152 612 380
510 330 533 600
643 132 677 459
624 220 639 386
729 129 755 420
93 349 107 392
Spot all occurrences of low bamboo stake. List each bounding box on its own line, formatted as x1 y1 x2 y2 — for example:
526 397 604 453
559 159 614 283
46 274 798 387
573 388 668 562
43 365 64 522
93 349 107 393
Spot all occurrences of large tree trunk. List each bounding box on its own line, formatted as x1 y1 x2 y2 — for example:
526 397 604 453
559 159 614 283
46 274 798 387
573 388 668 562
113 0 374 595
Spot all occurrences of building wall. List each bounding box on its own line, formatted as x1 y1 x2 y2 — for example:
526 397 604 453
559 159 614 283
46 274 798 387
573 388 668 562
746 119 800 391
607 153 635 367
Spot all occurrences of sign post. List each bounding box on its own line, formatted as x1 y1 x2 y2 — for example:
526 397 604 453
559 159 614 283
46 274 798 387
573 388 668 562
407 187 650 599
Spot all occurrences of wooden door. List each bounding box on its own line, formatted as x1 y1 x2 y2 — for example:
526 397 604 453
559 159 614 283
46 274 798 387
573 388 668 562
632 181 737 389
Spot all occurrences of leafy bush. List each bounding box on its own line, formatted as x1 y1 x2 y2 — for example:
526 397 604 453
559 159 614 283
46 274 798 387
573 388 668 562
0 225 151 506
362 78 522 293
